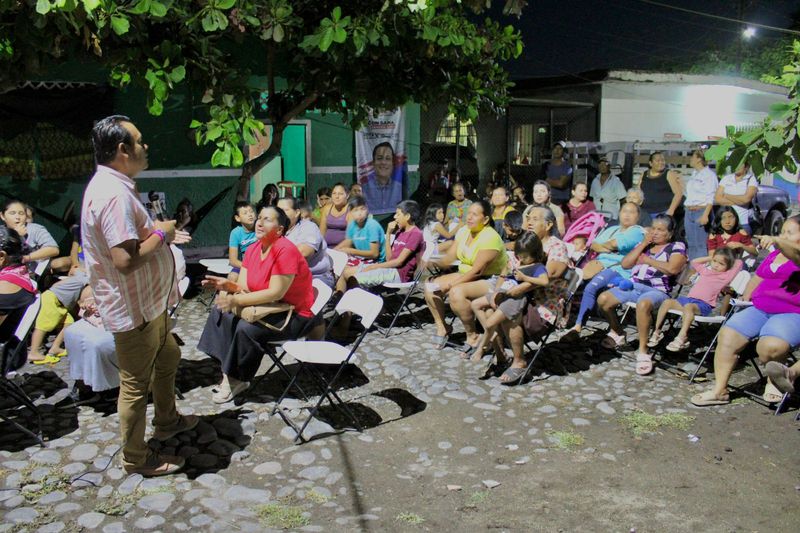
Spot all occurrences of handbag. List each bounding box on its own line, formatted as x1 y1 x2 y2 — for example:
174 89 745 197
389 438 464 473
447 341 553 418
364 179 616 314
222 291 294 332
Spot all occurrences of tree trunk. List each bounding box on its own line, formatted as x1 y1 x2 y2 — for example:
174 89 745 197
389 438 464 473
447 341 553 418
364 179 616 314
237 123 285 202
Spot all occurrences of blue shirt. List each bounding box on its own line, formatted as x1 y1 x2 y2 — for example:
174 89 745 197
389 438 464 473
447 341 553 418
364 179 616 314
346 218 386 262
593 224 645 278
229 226 258 259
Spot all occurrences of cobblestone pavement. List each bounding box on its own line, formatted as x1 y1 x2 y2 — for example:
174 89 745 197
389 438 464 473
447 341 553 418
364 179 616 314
1 294 798 532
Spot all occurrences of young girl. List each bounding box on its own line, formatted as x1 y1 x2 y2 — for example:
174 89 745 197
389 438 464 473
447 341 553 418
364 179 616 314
1 199 59 272
707 206 757 258
467 231 549 361
648 248 742 352
422 203 456 255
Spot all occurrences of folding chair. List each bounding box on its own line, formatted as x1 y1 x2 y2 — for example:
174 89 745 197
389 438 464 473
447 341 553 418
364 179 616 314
326 249 347 280
657 270 752 382
30 259 51 290
242 278 333 401
0 294 45 446
273 288 382 443
378 244 434 337
497 267 583 382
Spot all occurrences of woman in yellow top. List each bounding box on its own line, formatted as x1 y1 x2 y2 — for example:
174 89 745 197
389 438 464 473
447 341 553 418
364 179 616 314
425 200 507 350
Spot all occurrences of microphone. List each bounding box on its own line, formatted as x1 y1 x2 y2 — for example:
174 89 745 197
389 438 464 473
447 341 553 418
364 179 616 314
149 191 164 221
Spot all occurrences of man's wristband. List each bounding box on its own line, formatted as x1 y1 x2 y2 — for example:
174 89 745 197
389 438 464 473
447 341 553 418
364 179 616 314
152 229 166 243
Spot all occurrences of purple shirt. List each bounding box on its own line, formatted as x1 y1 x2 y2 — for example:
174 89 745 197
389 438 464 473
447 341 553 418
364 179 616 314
752 250 800 314
392 227 424 282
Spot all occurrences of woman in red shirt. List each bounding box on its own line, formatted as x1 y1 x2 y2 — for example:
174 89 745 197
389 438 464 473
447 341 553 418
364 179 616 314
562 182 596 233
198 206 319 403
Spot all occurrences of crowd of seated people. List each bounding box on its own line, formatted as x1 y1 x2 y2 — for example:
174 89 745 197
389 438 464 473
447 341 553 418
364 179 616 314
4 145 800 419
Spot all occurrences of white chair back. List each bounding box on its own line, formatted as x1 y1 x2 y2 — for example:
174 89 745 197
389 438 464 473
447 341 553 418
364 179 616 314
33 259 49 279
334 288 383 329
327 249 348 277
311 278 333 316
729 270 751 296
14 294 41 342
177 276 190 297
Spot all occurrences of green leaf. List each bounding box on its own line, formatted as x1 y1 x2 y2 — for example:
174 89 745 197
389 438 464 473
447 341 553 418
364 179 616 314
765 129 785 148
320 28 334 51
768 102 793 121
128 0 150 15
202 12 218 32
206 125 223 141
211 147 227 167
189 119 202 128
148 98 164 116
216 0 236 9
214 9 229 30
749 152 764 179
727 146 747 173
169 65 185 83
110 15 130 36
332 6 341 22
231 146 244 167
150 1 167 17
273 24 285 42
36 0 51 15
703 142 730 162
333 27 346 43
82 0 100 13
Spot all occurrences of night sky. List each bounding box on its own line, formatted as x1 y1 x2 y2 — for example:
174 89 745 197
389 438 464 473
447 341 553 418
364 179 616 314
496 0 799 79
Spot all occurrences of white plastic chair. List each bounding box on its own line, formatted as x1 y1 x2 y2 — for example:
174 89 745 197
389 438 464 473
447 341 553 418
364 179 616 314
326 249 348 279
379 244 435 337
0 294 44 445
273 288 383 443
242 278 334 401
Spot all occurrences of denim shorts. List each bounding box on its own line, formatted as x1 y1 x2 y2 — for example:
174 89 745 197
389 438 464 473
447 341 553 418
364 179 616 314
609 282 670 308
677 296 713 316
723 306 800 346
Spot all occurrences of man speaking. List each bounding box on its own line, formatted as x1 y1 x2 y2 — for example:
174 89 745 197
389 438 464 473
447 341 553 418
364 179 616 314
82 115 196 477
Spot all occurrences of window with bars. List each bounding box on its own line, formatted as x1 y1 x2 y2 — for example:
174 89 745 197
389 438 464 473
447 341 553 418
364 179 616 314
436 114 477 150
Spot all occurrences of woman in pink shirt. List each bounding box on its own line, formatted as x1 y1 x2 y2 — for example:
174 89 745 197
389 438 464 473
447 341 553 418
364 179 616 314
692 215 800 406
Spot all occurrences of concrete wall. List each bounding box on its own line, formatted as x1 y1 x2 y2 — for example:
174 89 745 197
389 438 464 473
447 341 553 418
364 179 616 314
599 81 785 142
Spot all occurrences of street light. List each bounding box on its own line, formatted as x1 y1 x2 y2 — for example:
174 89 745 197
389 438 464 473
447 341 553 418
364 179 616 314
743 26 756 39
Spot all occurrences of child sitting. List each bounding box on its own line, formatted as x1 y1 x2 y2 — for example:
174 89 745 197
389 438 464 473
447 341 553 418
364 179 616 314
467 231 549 361
648 248 742 352
502 211 524 250
567 236 588 263
27 271 90 364
422 203 456 255
335 195 386 292
707 206 757 259
227 201 257 282
297 200 314 222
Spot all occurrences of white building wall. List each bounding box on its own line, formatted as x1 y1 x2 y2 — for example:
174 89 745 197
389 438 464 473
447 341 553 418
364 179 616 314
599 81 785 143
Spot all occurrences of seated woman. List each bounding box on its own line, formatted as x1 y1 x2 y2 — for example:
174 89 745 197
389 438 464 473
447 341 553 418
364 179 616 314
197 206 320 404
1 199 59 274
692 216 800 406
0 226 37 371
562 182 596 233
424 200 507 350
525 181 566 237
561 202 645 342
319 183 350 248
595 215 687 375
65 285 119 393
494 206 571 383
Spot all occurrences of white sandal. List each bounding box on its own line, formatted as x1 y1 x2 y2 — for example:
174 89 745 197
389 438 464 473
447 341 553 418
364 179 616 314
647 330 664 347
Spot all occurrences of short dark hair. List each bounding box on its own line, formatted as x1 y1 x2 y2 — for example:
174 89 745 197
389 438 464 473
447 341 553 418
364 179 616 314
503 210 523 233
473 199 494 227
372 141 394 160
2 198 25 214
263 205 290 235
347 194 367 211
396 200 421 226
0 225 26 266
712 247 736 269
316 187 332 197
91 115 132 165
234 201 254 215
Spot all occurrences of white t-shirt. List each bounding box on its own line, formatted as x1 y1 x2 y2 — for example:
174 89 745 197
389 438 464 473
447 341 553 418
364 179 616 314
684 167 718 207
718 172 758 224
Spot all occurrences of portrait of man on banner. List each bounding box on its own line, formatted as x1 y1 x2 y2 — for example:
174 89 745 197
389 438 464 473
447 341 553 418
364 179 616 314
356 109 407 215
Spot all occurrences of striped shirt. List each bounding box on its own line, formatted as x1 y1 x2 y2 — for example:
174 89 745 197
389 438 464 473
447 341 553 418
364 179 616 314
631 241 687 294
81 165 177 333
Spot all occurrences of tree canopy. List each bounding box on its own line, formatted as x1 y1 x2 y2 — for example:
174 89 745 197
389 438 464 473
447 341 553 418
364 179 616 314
1 0 525 198
705 39 800 180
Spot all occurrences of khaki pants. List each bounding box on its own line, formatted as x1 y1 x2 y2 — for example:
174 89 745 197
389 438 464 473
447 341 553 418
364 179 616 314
113 312 180 470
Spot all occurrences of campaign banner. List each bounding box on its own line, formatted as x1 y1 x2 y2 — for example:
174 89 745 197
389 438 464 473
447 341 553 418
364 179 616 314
355 108 407 215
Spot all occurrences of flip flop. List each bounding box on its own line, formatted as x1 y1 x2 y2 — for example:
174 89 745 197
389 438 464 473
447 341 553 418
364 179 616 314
48 350 68 358
647 330 664 348
765 361 796 394
458 343 479 360
635 352 654 376
666 337 690 352
431 326 453 349
32 355 60 365
691 389 730 407
499 366 527 386
480 360 510 380
762 380 784 404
